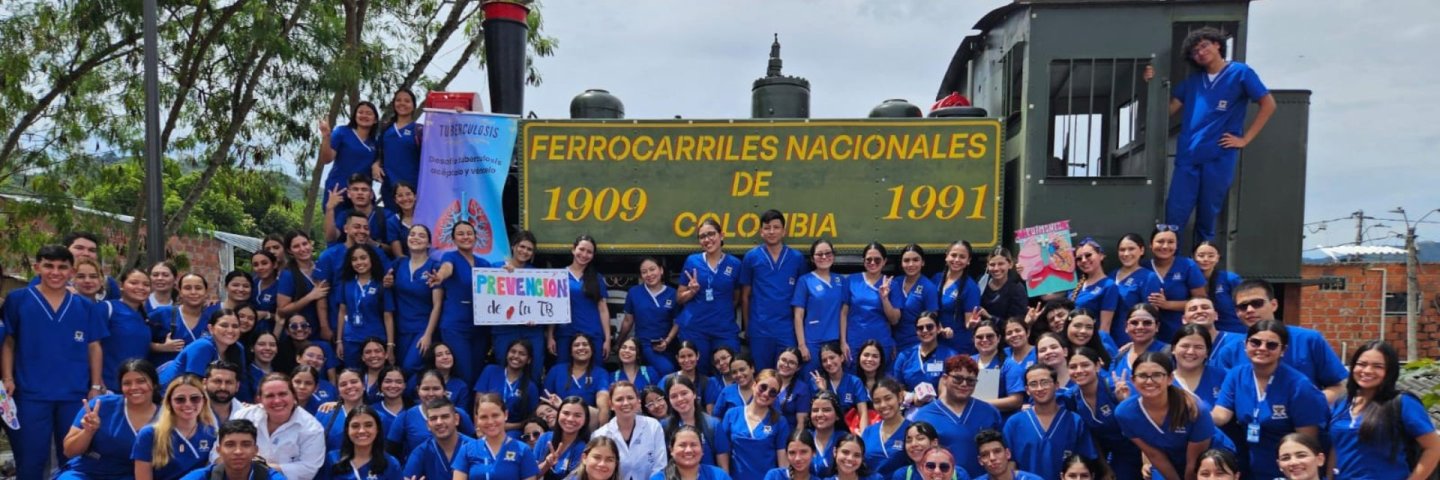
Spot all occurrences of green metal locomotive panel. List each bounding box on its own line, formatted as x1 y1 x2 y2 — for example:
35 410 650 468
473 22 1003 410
520 119 1003 254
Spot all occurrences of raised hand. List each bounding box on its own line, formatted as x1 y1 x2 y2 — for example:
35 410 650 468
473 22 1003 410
318 118 331 136
1112 372 1131 401
878 276 893 298
1024 304 1042 325
382 268 396 289
686 269 701 292
966 307 984 330
424 268 442 288
79 399 100 432
370 162 385 182
325 185 346 211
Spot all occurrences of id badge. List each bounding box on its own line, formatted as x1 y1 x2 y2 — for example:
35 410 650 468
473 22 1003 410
1246 422 1261 444
705 288 714 302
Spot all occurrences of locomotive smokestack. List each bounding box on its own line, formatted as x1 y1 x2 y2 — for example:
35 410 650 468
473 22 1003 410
481 0 530 115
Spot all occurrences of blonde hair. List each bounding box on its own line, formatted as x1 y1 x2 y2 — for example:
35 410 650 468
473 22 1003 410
150 375 214 469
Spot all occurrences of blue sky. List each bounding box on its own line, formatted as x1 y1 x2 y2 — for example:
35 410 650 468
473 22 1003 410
412 0 1439 251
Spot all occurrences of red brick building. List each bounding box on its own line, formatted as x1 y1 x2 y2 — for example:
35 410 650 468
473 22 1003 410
1298 261 1440 360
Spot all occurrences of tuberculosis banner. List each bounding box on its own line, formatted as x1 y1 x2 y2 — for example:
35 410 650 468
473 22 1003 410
414 109 519 265
1015 220 1077 297
471 268 572 326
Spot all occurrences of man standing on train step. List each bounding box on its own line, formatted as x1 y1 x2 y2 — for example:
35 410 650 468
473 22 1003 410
1149 27 1276 246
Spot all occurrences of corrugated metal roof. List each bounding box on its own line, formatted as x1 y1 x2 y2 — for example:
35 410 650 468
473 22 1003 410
1318 245 1407 262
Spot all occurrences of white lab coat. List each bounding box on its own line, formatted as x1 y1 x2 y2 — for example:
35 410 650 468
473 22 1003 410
226 404 326 480
594 415 667 480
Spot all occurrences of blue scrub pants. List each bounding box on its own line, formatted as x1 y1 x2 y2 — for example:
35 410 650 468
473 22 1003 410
492 331 545 381
395 331 425 375
747 334 795 371
633 336 677 377
341 340 368 370
9 398 81 480
1165 154 1238 245
1107 441 1144 480
678 327 740 377
440 326 488 384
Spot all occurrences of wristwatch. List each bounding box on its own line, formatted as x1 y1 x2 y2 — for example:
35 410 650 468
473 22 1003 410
90 384 103 391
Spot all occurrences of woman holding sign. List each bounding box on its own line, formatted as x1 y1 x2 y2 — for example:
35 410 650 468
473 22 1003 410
549 234 611 364
428 220 494 384
677 219 744 376
494 230 546 380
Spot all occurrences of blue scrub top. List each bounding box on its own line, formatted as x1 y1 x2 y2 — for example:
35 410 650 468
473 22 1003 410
793 272 847 344
740 244 808 340
557 270 608 341
314 405 357 453
1112 341 1170 380
844 274 894 350
625 284 678 341
972 354 1026 402
66 395 155 478
389 257 440 335
1114 395 1217 479
380 122 422 188
862 419 912 478
101 300 154 392
712 384 754 421
313 244 393 300
1059 382 1135 467
1208 271 1245 333
132 423 219 480
277 268 320 329
808 429 840 474
1331 394 1436 479
1173 366 1227 408
1173 62 1269 162
611 365 660 393
932 272 981 355
402 435 474 480
179 464 286 480
543 363 611 407
373 401 403 433
475 365 539 425
1002 408 1097 480
339 277 387 341
775 379 813 430
439 251 491 330
318 451 403 480
679 253 743 335
384 213 412 255
388 405 476 459
890 465 971 480
534 431 586 479
892 344 956 390
1105 269 1162 345
26 275 121 301
451 436 538 480
887 276 939 349
3 287 109 400
1215 363 1328 479
660 415 728 467
149 305 208 365
253 277 281 317
1071 277 1116 316
719 407 793 480
1143 257 1205 341
325 125 377 190
654 465 732 480
163 336 246 387
906 399 1002 479
813 373 871 415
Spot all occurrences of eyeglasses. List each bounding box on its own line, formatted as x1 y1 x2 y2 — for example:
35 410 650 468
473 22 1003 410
974 333 997 341
697 231 719 240
947 374 978 386
1247 338 1282 351
1026 379 1055 389
1237 299 1270 311
924 462 953 473
645 399 667 408
1155 223 1182 233
863 257 884 265
521 431 543 441
1128 319 1155 327
172 394 205 405
1077 253 1096 260
289 323 311 331
814 251 834 259
1134 372 1168 383
917 324 937 333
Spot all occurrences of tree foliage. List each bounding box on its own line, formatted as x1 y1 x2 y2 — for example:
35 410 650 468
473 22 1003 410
0 0 558 269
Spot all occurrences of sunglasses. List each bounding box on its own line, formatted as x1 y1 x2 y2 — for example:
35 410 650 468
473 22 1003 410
1237 299 1269 311
1128 319 1155 327
924 462 953 473
917 324 937 333
947 374 978 386
172 394 205 405
289 323 312 331
521 432 542 441
1247 338 1282 351
1155 223 1182 233
697 231 719 240
756 384 777 397
974 333 997 341
864 257 884 265
814 251 834 259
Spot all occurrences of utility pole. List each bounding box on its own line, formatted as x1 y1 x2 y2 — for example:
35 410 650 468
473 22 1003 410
1354 210 1365 245
1390 207 1437 362
142 0 165 265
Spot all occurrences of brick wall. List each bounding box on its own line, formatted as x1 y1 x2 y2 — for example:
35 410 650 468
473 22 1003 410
5 212 231 293
1299 262 1440 360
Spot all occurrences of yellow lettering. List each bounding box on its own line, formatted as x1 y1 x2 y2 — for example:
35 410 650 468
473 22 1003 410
673 211 698 238
817 213 837 237
759 135 779 161
830 135 853 160
736 213 761 238
676 136 696 160
806 135 827 159
786 135 809 160
587 135 607 160
567 135 584 161
632 136 654 161
968 133 989 159
741 135 761 161
949 133 969 159
530 134 550 159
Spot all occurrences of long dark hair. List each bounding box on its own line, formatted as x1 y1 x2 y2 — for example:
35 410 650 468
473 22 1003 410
1192 241 1228 301
347 101 379 141
501 338 535 416
662 375 710 445
333 405 390 475
673 340 710 402
1131 352 1198 427
209 309 249 388
1346 340 1414 464
119 358 162 404
659 424 708 480
1063 309 1112 368
422 341 454 382
572 234 602 302
282 230 315 316
853 341 888 393
550 396 592 454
